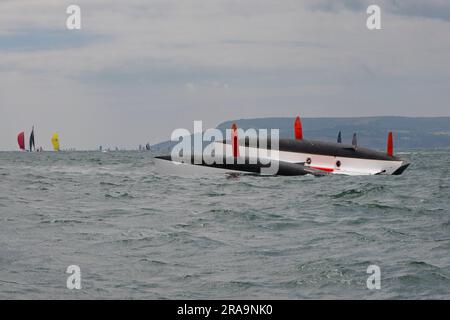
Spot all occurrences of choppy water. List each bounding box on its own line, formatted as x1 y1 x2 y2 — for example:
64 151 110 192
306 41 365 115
0 150 449 299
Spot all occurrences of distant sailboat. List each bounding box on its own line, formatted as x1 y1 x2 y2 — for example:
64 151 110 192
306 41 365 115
17 131 25 151
51 133 60 151
29 126 36 152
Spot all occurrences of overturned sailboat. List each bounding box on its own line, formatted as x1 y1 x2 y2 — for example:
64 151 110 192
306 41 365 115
154 117 410 176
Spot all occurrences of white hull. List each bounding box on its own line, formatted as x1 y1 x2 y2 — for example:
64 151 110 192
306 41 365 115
213 142 406 176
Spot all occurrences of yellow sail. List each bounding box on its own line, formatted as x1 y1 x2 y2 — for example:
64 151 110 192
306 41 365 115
51 133 60 151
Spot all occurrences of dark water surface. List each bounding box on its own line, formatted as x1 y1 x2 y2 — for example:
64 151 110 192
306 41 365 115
0 150 449 299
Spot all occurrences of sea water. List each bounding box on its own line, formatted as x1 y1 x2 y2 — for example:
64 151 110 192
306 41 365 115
0 150 449 299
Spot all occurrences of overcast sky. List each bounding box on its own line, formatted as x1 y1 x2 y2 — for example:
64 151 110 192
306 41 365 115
1 0 450 150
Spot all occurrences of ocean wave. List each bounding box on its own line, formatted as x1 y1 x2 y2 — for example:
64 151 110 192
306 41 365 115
1 150 450 299
331 184 385 199
104 192 136 199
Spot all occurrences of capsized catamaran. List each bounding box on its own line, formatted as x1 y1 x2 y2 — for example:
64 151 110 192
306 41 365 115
51 133 60 151
17 131 25 151
154 116 410 176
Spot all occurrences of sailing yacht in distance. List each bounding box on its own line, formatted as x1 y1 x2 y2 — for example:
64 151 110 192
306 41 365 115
17 131 25 151
51 133 60 151
29 126 35 152
16 126 39 151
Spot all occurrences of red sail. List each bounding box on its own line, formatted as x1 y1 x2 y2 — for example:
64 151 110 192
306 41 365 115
387 131 394 156
231 123 239 158
294 116 303 140
17 131 25 150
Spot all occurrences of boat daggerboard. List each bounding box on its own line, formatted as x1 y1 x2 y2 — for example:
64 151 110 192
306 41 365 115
51 133 60 151
17 131 25 150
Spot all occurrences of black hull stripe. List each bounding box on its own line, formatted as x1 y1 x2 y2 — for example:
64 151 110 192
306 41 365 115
154 155 327 176
221 138 400 161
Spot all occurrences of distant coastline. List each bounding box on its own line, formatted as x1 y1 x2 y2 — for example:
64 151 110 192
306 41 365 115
152 116 450 152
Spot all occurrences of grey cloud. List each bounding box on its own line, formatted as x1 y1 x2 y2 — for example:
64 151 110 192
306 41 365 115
1 0 450 150
306 0 367 12
306 0 450 22
389 0 450 22
0 29 110 52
